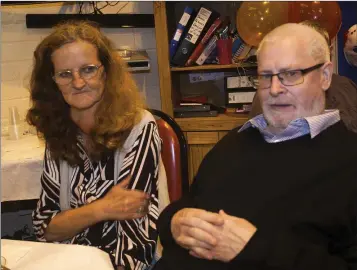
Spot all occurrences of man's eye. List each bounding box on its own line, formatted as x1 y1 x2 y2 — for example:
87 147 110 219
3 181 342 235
285 71 298 77
259 75 271 80
58 71 72 78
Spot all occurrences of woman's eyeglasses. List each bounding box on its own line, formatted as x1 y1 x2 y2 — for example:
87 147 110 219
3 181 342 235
52 64 103 86
250 63 325 89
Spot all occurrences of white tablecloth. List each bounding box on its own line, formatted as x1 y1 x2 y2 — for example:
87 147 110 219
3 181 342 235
1 239 114 270
1 135 45 202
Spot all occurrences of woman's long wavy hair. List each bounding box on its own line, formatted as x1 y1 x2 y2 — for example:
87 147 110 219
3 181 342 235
27 20 146 166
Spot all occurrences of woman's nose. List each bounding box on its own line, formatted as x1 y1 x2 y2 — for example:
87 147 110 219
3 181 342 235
72 72 86 89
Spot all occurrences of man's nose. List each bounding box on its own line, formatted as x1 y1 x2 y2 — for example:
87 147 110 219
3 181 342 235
269 75 285 97
72 72 86 89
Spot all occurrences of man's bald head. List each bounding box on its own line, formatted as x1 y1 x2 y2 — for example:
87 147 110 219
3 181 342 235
257 23 330 63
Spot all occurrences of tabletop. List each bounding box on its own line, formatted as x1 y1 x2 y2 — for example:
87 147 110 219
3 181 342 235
1 135 45 202
1 239 114 270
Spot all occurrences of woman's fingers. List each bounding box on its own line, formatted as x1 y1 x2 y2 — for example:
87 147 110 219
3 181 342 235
101 184 151 220
117 175 131 188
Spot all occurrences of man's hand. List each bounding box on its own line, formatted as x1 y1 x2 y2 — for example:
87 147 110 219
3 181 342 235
189 210 257 262
171 208 224 257
95 176 150 221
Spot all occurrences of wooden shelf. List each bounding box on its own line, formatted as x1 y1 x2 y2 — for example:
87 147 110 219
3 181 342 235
171 63 257 72
175 113 249 132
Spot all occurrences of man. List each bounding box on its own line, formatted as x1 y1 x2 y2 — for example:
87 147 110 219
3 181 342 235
249 21 357 133
154 23 357 270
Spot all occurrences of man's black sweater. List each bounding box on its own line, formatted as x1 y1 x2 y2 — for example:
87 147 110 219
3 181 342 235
155 121 357 270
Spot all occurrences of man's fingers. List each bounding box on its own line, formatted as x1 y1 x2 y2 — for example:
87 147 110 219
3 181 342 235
179 216 222 239
186 226 218 246
186 210 224 226
177 235 214 249
189 250 205 259
219 209 227 216
190 247 213 260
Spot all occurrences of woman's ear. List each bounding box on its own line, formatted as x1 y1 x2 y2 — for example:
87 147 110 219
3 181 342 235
321 62 333 91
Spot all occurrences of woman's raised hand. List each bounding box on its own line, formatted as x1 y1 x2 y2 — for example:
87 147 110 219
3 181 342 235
95 175 150 221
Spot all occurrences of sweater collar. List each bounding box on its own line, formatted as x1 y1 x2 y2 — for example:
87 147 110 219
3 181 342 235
239 110 341 143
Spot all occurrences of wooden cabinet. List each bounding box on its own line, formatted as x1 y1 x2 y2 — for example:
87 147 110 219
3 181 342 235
185 131 229 185
180 115 247 183
153 2 252 183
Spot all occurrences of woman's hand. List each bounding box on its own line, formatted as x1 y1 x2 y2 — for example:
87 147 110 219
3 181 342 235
95 176 150 221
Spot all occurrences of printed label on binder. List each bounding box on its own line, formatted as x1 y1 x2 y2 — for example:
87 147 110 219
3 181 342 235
179 13 191 26
173 29 183 41
186 8 211 44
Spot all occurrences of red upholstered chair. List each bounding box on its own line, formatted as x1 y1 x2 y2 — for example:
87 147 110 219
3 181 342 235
149 109 189 202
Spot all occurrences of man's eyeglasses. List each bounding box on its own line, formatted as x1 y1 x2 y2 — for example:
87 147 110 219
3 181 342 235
52 64 103 86
251 63 325 89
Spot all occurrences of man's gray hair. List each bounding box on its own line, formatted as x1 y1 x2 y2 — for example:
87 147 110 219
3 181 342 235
256 23 330 63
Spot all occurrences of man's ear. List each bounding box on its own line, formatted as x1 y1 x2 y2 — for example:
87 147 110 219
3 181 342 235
321 62 333 91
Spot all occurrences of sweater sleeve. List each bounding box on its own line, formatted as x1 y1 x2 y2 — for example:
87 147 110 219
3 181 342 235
114 122 162 269
157 191 197 248
231 164 357 270
230 225 357 270
32 147 61 241
157 137 218 249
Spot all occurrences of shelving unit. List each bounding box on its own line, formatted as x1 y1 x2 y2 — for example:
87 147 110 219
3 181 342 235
153 2 253 183
171 63 256 72
175 113 248 132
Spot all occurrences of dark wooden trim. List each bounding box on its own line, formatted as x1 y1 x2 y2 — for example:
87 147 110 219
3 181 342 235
26 14 155 28
153 2 174 116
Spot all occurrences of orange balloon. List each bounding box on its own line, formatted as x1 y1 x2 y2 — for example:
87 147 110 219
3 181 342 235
288 1 342 40
237 1 290 47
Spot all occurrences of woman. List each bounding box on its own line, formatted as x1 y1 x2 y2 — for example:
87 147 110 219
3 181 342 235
27 20 161 269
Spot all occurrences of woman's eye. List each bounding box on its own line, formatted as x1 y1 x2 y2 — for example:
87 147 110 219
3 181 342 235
81 66 97 74
58 71 72 78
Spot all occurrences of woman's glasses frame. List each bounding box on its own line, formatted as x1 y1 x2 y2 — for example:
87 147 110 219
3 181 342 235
52 64 103 86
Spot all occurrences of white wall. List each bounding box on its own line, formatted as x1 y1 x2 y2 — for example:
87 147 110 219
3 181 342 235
1 2 161 136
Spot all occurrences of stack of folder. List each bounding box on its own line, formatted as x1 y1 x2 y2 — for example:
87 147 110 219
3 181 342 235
169 5 256 67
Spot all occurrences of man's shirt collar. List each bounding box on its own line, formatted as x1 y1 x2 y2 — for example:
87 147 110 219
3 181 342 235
239 110 340 143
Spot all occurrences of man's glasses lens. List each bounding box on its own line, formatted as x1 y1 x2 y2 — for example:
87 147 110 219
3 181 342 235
252 63 324 89
252 71 304 89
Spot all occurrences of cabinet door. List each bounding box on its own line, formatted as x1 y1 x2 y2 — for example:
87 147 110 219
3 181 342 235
185 132 219 184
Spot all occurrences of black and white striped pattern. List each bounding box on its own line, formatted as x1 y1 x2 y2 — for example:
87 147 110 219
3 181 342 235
33 121 161 269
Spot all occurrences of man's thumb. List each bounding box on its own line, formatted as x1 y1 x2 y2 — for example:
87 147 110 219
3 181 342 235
219 209 228 216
